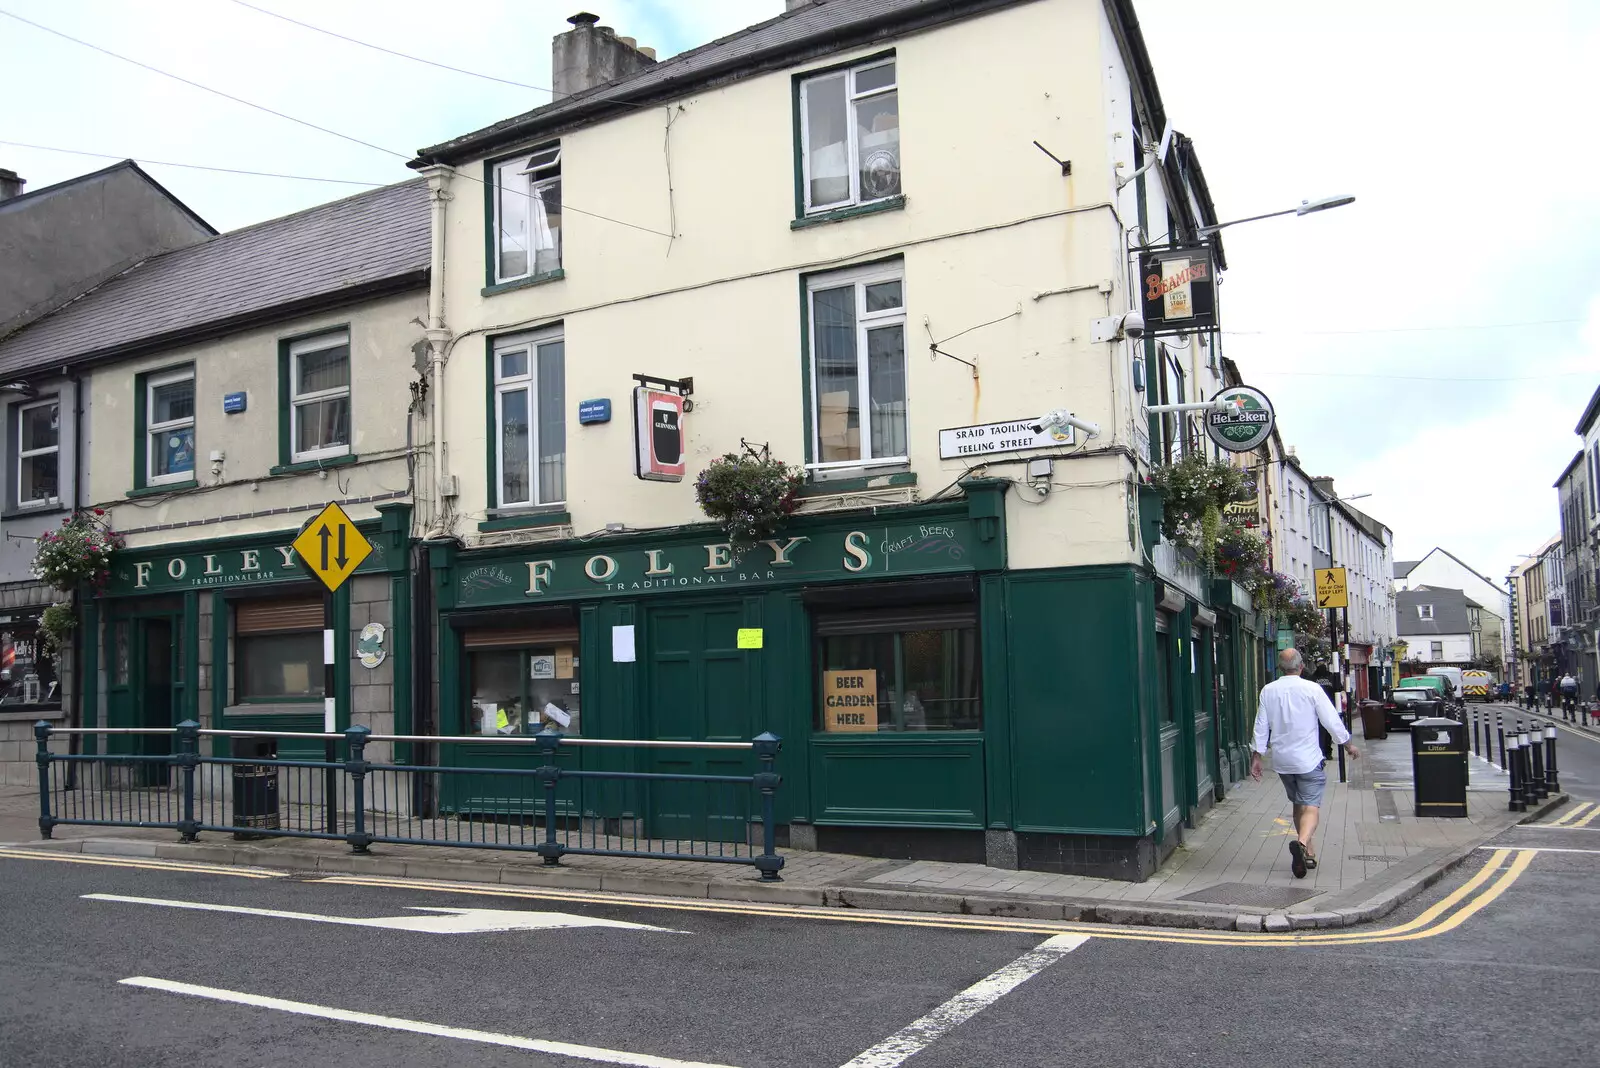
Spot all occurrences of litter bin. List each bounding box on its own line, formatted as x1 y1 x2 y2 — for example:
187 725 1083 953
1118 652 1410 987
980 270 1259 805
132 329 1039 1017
1359 699 1387 740
231 736 281 839
1410 717 1468 818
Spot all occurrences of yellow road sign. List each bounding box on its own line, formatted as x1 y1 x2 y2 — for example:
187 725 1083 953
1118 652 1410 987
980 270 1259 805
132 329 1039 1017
1314 566 1348 609
292 502 372 593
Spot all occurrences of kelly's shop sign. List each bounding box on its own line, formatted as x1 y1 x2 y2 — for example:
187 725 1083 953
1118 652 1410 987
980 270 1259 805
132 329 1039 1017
455 519 980 606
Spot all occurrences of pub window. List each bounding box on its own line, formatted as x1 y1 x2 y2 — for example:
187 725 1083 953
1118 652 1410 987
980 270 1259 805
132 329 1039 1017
233 597 323 702
815 605 979 732
0 613 59 708
493 328 565 508
461 627 581 736
14 398 60 508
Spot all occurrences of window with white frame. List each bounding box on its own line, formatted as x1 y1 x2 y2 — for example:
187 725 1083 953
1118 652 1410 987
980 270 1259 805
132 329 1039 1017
144 368 195 486
493 143 562 284
493 329 565 508
15 398 59 507
1418 604 1434 620
290 331 351 462
807 263 907 472
800 57 900 213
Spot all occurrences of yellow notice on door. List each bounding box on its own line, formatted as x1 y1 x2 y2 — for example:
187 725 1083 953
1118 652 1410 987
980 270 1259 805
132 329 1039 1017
1314 566 1348 609
737 628 764 649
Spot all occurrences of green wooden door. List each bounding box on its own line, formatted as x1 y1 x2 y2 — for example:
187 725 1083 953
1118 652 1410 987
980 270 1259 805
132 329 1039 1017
645 601 753 843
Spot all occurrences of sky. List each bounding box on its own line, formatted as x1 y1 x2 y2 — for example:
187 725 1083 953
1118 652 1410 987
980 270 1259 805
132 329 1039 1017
2 0 1596 585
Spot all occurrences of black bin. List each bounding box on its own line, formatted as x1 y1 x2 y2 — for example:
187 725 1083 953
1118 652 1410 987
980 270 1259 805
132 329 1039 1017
231 737 281 839
1410 717 1468 818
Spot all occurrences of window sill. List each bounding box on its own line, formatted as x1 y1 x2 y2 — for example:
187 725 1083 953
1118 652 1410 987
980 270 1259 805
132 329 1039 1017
271 454 358 476
478 510 572 533
224 702 322 717
482 269 566 297
0 708 65 723
798 470 916 497
127 480 198 498
1 503 68 521
791 195 906 230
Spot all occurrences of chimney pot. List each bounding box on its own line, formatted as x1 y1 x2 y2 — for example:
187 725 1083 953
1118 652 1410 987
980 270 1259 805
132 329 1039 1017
619 36 636 48
568 12 600 26
553 11 657 98
639 46 656 59
0 168 24 201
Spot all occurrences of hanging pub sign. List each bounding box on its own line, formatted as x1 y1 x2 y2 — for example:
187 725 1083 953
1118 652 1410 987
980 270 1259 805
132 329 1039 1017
1204 385 1275 453
633 387 685 482
1138 244 1218 337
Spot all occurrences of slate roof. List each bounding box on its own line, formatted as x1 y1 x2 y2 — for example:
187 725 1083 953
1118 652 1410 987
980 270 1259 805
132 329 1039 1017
1393 560 1419 579
1396 587 1472 637
0 179 428 379
0 159 215 236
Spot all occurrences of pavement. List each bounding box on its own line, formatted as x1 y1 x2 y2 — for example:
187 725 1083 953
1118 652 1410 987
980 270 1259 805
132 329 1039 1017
3 714 1580 933
2 803 1597 1068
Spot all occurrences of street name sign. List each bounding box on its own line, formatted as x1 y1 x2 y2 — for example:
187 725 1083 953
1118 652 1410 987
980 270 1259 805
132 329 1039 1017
291 501 372 593
1315 567 1348 609
938 418 1073 459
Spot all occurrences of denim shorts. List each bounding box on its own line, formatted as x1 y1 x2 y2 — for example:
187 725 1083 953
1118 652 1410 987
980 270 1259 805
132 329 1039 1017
1279 766 1327 807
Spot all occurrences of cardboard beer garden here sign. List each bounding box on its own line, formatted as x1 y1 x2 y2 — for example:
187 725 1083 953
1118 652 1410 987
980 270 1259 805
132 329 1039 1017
822 669 878 732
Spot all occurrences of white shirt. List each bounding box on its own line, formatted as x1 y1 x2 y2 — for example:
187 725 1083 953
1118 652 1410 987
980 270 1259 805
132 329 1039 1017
1251 675 1351 775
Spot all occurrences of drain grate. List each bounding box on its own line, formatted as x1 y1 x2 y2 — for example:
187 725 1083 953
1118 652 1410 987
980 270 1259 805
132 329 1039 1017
1348 854 1403 863
1177 882 1319 907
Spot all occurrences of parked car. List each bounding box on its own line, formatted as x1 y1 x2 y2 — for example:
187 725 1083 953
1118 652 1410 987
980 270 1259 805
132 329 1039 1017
1396 674 1461 719
1384 686 1443 730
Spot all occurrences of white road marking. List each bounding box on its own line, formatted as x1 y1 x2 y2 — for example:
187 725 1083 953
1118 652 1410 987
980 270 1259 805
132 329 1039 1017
119 977 740 1068
1475 845 1600 854
84 894 680 934
837 934 1089 1068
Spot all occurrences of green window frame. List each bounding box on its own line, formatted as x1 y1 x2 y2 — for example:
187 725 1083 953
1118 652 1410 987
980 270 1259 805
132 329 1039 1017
484 142 563 291
275 326 356 473
131 363 198 494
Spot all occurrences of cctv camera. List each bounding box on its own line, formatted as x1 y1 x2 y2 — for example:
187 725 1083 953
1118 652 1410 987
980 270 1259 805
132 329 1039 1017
1121 311 1146 340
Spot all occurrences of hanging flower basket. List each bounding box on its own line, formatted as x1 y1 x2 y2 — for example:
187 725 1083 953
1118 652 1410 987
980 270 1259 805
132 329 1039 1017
1146 455 1252 568
693 447 804 554
32 509 124 593
39 600 76 663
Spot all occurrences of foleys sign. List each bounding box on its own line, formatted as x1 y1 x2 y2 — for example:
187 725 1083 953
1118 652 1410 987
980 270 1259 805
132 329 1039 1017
453 518 981 607
938 418 1073 459
107 530 385 596
1138 244 1218 337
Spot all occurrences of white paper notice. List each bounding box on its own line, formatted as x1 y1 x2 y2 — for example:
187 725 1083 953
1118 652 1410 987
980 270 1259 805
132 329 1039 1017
543 702 572 728
478 701 499 737
612 624 636 662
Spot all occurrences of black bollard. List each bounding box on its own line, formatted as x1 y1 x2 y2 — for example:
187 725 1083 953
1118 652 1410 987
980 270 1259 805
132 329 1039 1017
1507 737 1524 812
1529 726 1548 800
1520 729 1538 810
1496 712 1506 770
1544 724 1559 793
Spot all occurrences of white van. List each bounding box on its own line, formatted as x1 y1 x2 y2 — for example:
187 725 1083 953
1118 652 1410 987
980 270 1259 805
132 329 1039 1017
1427 667 1465 706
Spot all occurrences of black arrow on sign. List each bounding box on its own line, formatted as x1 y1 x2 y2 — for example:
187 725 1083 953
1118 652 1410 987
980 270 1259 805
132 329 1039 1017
335 524 348 569
316 524 331 571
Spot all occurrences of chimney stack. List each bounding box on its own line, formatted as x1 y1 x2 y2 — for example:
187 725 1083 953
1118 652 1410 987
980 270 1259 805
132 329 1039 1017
552 11 657 99
0 168 24 201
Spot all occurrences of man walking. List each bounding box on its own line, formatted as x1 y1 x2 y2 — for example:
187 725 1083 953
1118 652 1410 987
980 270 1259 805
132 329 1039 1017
1251 648 1359 879
1560 673 1578 717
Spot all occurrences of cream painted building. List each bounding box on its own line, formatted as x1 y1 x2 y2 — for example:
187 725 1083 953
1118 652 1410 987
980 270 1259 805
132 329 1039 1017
0 181 429 777
404 0 1266 880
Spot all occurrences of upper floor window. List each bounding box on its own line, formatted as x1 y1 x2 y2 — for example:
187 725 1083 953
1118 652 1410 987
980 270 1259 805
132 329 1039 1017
493 144 562 284
493 328 565 508
14 398 59 508
1418 604 1434 620
807 263 906 473
145 368 196 486
289 331 351 463
800 58 900 213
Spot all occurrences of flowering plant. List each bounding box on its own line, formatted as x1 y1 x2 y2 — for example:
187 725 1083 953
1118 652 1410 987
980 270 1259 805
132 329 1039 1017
1284 598 1326 637
1147 455 1252 568
38 601 76 663
693 449 803 553
32 509 124 592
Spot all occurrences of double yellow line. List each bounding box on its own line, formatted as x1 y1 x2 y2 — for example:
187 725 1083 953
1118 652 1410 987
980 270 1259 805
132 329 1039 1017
318 847 1537 949
1547 801 1599 828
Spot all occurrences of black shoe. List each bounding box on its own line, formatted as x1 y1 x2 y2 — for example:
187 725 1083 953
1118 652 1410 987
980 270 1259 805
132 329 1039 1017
1289 841 1308 879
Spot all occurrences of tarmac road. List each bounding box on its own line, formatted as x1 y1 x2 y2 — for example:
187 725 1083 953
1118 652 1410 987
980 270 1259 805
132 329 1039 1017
2 810 1597 1068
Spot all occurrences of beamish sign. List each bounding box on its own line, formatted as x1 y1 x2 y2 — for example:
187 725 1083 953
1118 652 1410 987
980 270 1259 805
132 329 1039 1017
1138 245 1219 337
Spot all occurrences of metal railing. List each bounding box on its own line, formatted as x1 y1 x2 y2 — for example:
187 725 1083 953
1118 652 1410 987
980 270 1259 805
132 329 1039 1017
32 721 785 881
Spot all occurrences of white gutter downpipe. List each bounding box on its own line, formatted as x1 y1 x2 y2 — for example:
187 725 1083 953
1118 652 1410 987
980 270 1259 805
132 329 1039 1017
419 164 455 538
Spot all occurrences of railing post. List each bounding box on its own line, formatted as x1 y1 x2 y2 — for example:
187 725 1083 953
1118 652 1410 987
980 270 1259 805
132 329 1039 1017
534 727 565 867
34 720 55 840
176 719 200 842
344 725 372 854
1544 724 1559 792
751 731 785 882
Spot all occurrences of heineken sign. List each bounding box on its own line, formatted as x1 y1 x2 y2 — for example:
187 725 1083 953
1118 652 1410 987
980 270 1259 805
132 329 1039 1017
454 519 980 607
1205 385 1275 453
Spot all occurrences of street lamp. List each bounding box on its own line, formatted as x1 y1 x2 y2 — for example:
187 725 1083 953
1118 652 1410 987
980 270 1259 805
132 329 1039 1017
1198 195 1355 237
